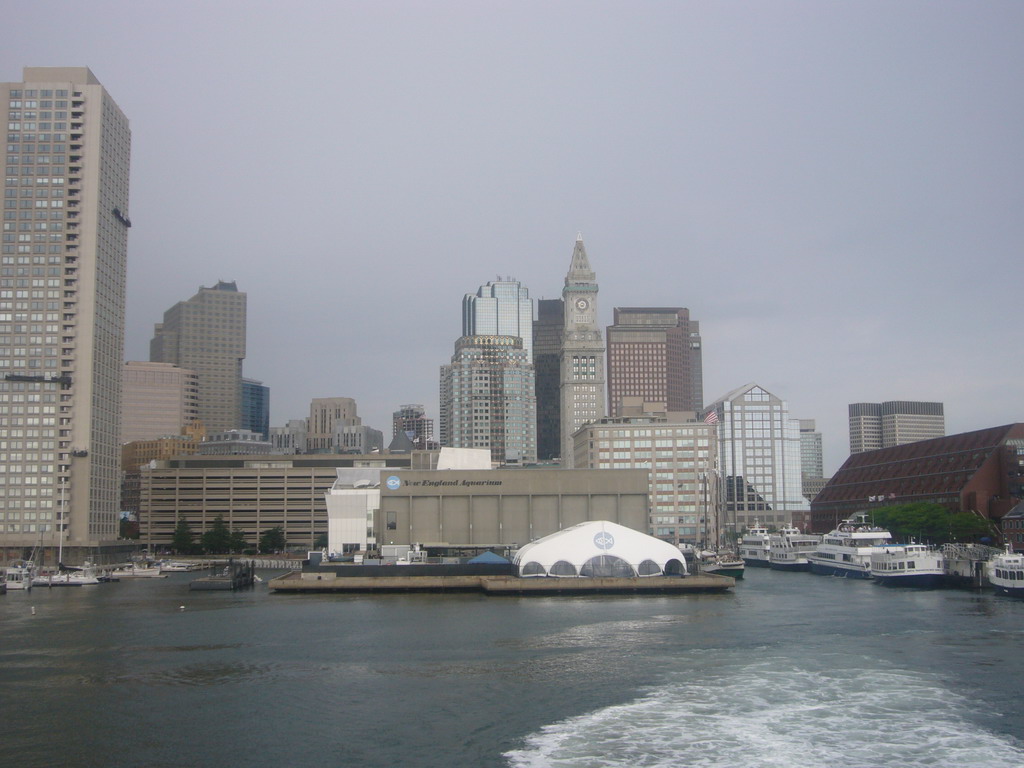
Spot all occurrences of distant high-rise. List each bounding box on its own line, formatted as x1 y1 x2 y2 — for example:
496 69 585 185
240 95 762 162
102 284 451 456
559 235 606 465
533 298 564 461
307 397 358 453
441 277 538 466
392 404 435 450
799 419 824 479
241 378 269 439
704 383 808 532
462 278 534 357
849 401 945 454
1 67 131 552
150 281 246 433
606 307 703 417
440 335 537 466
121 361 199 443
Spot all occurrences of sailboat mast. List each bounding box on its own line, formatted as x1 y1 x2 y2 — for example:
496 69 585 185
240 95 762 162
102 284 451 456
58 480 65 566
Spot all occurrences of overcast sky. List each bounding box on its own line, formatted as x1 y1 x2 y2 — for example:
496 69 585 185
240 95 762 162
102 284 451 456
5 1 1022 474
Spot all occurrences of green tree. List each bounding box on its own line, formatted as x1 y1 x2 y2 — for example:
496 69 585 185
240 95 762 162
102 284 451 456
200 515 233 554
313 533 328 550
228 529 247 553
259 526 286 553
171 519 196 554
870 503 994 544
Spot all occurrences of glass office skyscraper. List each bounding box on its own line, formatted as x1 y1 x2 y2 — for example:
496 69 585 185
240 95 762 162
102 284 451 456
441 278 537 466
462 278 533 357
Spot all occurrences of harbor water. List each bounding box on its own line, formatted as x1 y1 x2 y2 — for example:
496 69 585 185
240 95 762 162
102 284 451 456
1 567 1022 767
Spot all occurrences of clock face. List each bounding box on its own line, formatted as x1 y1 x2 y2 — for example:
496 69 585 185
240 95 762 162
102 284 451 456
575 298 590 312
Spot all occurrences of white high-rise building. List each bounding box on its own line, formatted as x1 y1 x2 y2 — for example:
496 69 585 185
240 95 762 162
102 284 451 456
1 67 131 553
704 383 808 533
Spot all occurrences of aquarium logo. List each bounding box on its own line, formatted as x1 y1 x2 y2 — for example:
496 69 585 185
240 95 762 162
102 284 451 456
593 531 615 550
386 476 401 490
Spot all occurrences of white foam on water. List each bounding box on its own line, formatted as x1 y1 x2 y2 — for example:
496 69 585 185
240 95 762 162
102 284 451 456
504 657 1024 768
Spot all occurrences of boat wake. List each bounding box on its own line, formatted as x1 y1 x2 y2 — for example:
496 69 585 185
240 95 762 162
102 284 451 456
505 658 1024 767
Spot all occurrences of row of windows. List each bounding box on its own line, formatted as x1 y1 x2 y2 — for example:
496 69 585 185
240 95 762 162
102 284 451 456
9 90 72 99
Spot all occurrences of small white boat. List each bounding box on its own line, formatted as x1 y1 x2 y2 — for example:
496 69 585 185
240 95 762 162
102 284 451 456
807 514 892 579
870 543 946 587
157 560 203 572
988 547 1024 598
34 562 103 587
768 527 821 572
111 563 167 578
4 562 35 591
739 521 771 568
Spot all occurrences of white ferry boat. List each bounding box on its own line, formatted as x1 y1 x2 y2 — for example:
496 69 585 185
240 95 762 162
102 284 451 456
806 514 892 579
988 547 1024 598
3 561 35 590
768 527 821 572
870 543 945 587
738 521 771 568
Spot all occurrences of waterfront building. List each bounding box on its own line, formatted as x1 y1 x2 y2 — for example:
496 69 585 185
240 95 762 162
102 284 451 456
1003 501 1024 553
559 235 606 466
198 428 272 455
532 298 564 461
120 430 202 520
463 277 534 358
121 361 199 443
703 383 808 534
392 404 435 450
241 377 269 439
138 452 414 551
606 307 703 417
150 280 246 434
812 423 1024 532
514 520 687 578
377 467 648 548
573 399 719 547
439 334 537 465
0 67 131 555
849 401 945 454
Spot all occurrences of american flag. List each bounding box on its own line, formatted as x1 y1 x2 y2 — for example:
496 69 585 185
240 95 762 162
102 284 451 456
704 410 719 424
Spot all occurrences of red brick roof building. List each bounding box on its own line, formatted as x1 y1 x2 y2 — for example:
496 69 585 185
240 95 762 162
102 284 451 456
810 424 1024 534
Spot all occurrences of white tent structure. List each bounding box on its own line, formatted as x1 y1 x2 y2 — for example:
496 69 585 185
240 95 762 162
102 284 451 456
513 520 687 578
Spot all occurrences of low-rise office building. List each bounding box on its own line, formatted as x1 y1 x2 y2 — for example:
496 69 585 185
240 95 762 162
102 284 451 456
139 453 413 551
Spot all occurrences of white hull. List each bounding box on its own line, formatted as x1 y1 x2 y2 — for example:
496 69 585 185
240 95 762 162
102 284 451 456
989 549 1024 597
870 544 945 587
739 522 771 567
769 528 820 572
808 514 893 581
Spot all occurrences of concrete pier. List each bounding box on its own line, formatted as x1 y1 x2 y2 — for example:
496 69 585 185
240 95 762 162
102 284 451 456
267 571 734 595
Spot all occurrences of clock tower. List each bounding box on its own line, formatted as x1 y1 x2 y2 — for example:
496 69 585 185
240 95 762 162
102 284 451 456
559 234 606 466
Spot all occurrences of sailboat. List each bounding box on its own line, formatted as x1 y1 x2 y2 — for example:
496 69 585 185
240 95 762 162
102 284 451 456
695 472 744 579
